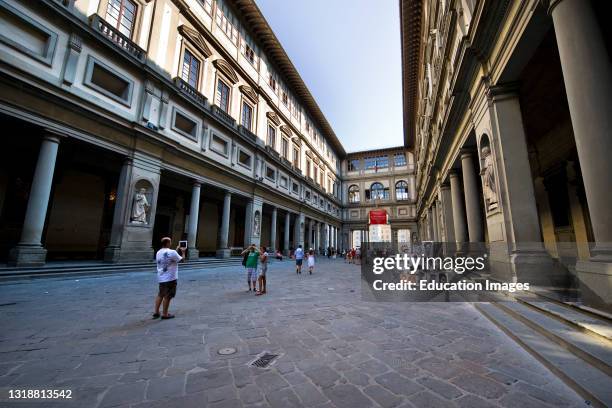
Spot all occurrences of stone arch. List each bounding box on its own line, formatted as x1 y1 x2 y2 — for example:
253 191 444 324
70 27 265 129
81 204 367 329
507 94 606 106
240 85 258 103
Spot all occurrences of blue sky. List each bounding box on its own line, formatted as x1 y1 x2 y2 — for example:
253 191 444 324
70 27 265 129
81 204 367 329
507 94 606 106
254 0 403 153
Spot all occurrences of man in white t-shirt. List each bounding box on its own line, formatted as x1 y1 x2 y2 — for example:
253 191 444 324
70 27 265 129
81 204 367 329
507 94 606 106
153 237 183 320
294 245 304 274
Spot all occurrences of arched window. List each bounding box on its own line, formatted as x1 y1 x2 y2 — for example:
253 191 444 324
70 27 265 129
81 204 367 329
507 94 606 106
348 185 360 203
395 181 409 200
369 182 389 200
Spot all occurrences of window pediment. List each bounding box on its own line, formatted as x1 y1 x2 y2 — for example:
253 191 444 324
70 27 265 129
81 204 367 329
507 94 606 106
178 25 212 58
266 111 280 125
240 85 258 103
280 124 292 136
213 59 238 84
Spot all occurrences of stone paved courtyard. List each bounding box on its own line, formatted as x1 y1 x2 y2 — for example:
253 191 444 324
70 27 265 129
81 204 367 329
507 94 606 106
0 259 587 407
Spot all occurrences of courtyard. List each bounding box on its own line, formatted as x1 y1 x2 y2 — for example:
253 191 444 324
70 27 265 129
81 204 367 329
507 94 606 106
0 259 586 408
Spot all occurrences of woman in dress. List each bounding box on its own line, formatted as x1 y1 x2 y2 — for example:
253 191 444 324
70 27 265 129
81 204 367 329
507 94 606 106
307 249 315 275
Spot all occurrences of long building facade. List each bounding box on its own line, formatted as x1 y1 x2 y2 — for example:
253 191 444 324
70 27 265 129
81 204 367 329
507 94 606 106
0 0 354 265
401 0 611 309
0 0 419 267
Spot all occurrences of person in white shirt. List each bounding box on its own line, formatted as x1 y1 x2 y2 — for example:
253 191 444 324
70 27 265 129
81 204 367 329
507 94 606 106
153 237 183 320
294 245 304 274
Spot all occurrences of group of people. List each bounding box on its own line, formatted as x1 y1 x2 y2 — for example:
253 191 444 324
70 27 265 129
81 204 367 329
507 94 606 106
152 237 351 319
344 247 361 264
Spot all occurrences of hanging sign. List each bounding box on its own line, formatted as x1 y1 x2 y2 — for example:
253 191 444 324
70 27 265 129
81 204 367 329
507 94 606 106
369 210 388 225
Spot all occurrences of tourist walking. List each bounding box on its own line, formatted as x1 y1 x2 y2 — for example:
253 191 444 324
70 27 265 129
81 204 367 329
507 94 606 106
294 244 304 274
256 246 268 295
153 237 183 320
241 244 260 291
307 249 315 274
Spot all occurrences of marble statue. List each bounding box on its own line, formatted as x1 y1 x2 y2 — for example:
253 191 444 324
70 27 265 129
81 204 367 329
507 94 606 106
253 211 261 237
481 145 498 210
131 187 150 223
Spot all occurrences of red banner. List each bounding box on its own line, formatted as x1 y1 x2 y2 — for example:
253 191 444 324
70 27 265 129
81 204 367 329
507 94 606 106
369 210 388 225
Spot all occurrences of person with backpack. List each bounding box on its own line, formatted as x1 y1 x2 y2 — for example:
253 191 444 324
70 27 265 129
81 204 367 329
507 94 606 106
241 244 259 291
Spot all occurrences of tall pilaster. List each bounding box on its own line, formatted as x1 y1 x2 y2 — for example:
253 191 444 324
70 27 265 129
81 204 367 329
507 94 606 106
460 150 484 242
9 134 61 266
104 157 133 262
439 184 455 245
431 204 439 242
450 172 468 250
244 199 254 248
186 182 201 260
284 211 291 255
270 206 277 251
216 192 231 258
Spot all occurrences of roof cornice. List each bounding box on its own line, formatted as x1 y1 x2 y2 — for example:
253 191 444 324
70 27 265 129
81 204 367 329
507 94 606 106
229 0 346 157
400 0 423 149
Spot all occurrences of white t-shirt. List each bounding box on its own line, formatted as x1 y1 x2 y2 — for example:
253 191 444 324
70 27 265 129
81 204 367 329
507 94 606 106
295 247 304 260
156 248 182 283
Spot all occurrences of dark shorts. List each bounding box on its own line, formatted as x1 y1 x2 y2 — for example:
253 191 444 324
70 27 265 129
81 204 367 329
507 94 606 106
296 259 303 266
158 280 177 299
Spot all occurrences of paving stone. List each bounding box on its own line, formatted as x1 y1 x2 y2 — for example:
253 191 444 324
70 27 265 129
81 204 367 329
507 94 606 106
342 369 370 386
99 380 147 407
265 387 301 408
416 376 463 399
455 394 499 408
415 357 466 379
357 359 390 375
207 384 238 403
324 384 373 408
293 381 329 406
304 366 340 388
283 371 310 385
364 384 402 408
145 374 185 400
374 372 423 396
409 391 456 408
450 373 507 399
185 368 233 393
254 370 290 393
239 384 264 404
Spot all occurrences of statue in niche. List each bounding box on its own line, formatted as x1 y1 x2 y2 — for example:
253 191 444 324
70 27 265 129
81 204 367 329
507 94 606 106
253 211 261 237
480 145 498 210
131 187 150 224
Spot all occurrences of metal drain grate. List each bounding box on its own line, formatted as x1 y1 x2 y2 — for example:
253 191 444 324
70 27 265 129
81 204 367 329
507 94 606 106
250 352 279 368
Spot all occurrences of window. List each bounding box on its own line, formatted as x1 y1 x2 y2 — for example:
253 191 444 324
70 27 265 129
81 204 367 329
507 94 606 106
395 181 409 200
215 3 238 45
281 137 289 158
305 191 311 200
198 0 213 15
267 125 276 148
265 166 276 181
367 182 389 201
292 182 299 194
85 57 133 105
181 49 200 88
364 155 388 170
267 75 276 92
291 148 299 169
105 0 137 38
306 159 312 178
348 159 360 172
313 166 318 183
394 153 407 167
216 79 231 112
280 175 288 188
281 91 288 106
172 110 198 140
210 134 229 156
244 43 255 65
241 101 253 130
348 185 360 203
238 150 252 168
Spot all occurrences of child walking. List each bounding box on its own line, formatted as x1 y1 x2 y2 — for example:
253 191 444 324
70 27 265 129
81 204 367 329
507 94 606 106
307 249 315 275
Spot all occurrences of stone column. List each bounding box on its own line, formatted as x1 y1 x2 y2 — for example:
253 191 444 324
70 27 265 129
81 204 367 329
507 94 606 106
294 212 305 248
9 134 60 266
439 183 455 245
186 181 201 260
566 162 591 261
449 172 468 250
550 0 612 260
427 207 434 241
284 212 291 255
461 150 484 242
104 157 133 262
243 199 253 248
431 204 439 242
270 206 277 251
216 191 231 258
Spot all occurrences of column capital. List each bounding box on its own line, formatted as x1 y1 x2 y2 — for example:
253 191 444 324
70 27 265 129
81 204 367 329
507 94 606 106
224 191 232 198
192 180 202 188
42 131 63 144
545 0 564 15
449 170 460 179
487 82 521 101
459 148 476 160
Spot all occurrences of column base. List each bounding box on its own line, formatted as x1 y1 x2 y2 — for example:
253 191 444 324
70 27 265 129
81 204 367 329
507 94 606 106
8 245 47 267
576 260 612 312
216 248 231 259
510 251 570 287
186 248 200 261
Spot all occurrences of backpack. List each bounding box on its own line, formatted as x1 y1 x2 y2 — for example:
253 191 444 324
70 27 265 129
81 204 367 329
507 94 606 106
242 252 249 267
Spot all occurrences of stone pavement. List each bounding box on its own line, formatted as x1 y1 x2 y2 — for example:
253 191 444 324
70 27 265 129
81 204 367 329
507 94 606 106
0 259 587 407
